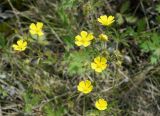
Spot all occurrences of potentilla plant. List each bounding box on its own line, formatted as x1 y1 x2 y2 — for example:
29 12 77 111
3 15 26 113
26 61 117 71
72 15 124 111
11 15 123 113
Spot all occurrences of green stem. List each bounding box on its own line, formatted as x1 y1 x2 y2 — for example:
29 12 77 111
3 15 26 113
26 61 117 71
83 96 85 116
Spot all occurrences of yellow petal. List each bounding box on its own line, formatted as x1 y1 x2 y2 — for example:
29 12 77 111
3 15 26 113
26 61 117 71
101 99 107 105
21 46 27 51
85 80 91 86
75 41 82 46
23 41 27 47
101 57 107 63
29 23 36 30
80 31 88 37
108 16 114 22
75 35 82 41
94 56 101 63
91 63 96 69
12 44 19 50
100 15 107 21
77 85 83 92
87 85 93 92
79 81 85 88
87 33 94 41
36 22 43 29
29 30 36 35
83 41 90 47
101 64 107 70
99 34 108 41
37 31 44 36
97 18 103 24
95 101 100 108
95 68 102 73
17 40 23 46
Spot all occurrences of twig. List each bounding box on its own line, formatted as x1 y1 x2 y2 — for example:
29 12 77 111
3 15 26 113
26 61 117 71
120 65 155 97
140 0 150 30
0 105 2 116
7 0 23 35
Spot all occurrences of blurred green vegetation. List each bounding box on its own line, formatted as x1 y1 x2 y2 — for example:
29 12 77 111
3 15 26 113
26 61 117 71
0 0 160 116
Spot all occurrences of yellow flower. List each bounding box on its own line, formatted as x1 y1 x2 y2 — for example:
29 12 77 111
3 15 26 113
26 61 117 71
77 80 93 94
75 31 94 47
91 56 107 73
12 39 27 52
95 98 108 111
99 34 108 41
29 22 44 36
97 15 115 26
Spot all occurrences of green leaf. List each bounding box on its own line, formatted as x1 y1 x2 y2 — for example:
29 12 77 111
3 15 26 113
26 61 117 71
0 86 8 97
137 18 147 32
64 49 93 76
116 13 124 25
139 32 160 64
125 15 137 24
0 33 6 49
150 56 158 64
43 103 66 116
86 110 100 116
23 91 42 113
155 4 160 13
153 48 160 57
63 35 74 50
120 1 130 13
156 15 160 23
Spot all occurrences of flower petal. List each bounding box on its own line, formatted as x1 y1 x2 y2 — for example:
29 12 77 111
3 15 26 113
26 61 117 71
17 40 23 46
99 34 108 41
29 23 36 30
87 33 94 41
80 31 88 37
83 41 90 47
36 22 43 29
30 30 36 35
97 18 103 24
101 57 107 63
37 31 44 36
91 63 96 69
95 68 102 73
108 16 114 22
75 35 82 41
94 56 101 63
100 15 107 21
79 81 85 88
85 80 91 87
23 41 27 47
12 44 19 50
77 85 83 92
101 64 107 70
75 41 82 46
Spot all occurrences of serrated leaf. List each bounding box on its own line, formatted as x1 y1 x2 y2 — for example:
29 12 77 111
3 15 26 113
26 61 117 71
116 13 124 25
65 49 92 76
150 56 158 64
140 32 160 64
